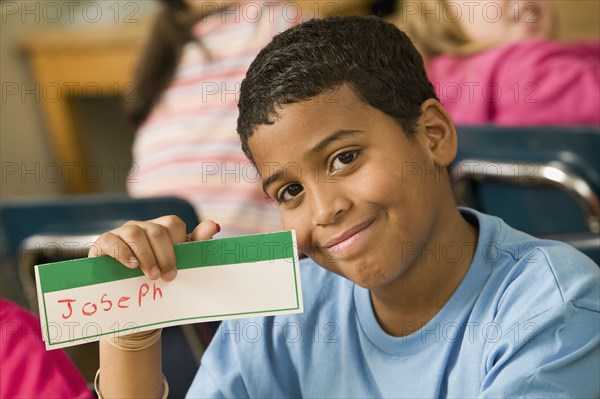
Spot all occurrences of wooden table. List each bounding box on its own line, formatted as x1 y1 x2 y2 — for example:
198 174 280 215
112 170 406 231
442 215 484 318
20 24 149 193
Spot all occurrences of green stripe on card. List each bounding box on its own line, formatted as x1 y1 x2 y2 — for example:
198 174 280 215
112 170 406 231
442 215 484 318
38 231 295 293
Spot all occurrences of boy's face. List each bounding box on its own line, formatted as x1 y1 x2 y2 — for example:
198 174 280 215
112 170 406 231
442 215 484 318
248 85 452 289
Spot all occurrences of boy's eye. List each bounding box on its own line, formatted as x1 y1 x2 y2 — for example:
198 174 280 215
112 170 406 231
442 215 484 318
278 183 304 203
331 150 358 172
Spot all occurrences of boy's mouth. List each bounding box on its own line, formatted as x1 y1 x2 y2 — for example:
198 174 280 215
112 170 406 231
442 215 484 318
323 217 377 255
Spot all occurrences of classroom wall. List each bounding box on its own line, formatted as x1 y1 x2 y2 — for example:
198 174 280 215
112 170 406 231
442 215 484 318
1 1 64 200
555 0 600 41
0 0 599 202
0 0 158 202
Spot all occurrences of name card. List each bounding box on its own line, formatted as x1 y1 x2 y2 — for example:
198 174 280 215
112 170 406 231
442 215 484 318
35 231 302 350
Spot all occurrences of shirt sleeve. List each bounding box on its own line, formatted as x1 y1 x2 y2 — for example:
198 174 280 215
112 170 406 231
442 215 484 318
480 302 599 398
478 261 600 399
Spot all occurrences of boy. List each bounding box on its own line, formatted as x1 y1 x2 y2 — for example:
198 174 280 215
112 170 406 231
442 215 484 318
93 16 599 398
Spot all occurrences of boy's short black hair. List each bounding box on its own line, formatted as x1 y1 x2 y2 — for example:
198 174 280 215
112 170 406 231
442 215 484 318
237 16 438 163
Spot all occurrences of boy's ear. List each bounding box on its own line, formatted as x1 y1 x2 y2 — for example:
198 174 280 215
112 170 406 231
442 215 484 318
418 99 457 167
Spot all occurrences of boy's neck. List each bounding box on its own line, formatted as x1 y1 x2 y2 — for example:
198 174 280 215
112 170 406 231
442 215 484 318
369 207 478 337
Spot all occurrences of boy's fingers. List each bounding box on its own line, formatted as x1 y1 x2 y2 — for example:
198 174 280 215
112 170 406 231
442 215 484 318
134 221 178 282
120 222 165 281
88 241 101 258
91 232 140 269
190 220 221 242
89 216 188 283
150 215 187 244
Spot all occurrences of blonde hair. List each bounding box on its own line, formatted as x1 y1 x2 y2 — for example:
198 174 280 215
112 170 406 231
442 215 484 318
392 0 559 60
391 0 490 60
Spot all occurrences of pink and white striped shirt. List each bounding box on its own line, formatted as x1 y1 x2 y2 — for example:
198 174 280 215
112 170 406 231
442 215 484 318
129 3 300 237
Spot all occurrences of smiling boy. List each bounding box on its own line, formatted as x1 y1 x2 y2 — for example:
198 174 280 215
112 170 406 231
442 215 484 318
245 83 479 338
93 16 599 398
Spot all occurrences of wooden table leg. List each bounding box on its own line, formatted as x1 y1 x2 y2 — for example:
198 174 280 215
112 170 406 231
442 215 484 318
29 53 91 193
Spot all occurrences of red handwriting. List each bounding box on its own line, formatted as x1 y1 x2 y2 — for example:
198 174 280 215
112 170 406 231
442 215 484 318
101 294 112 311
57 282 163 319
58 299 75 319
118 296 130 308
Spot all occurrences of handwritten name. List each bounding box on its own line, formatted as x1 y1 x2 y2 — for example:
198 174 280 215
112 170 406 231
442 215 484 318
57 282 163 319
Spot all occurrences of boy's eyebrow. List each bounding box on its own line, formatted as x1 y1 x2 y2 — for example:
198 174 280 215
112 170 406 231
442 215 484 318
262 170 284 196
304 129 364 159
262 129 364 195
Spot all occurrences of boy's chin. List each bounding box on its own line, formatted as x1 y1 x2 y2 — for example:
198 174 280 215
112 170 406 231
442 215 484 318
320 261 394 290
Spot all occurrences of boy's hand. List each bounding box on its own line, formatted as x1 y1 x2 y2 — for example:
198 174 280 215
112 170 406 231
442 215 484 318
89 216 220 282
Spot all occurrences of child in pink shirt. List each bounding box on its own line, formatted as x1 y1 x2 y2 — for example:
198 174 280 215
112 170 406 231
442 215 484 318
392 0 600 125
0 298 93 399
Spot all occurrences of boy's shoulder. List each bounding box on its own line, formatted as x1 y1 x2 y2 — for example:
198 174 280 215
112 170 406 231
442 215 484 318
468 208 600 319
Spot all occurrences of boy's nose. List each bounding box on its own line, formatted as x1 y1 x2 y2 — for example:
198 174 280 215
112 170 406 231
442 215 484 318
310 185 350 226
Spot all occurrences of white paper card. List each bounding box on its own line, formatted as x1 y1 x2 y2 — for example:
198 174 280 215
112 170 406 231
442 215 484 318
35 231 302 350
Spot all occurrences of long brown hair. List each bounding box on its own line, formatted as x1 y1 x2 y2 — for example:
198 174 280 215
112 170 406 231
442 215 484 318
126 0 214 128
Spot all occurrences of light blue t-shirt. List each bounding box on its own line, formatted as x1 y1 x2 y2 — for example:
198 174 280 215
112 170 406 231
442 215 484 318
187 209 600 398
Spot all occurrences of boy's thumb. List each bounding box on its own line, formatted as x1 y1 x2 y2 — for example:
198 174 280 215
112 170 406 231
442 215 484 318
189 220 221 242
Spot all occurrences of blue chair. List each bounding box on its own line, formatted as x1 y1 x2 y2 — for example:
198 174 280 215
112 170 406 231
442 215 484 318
452 125 600 264
0 194 205 397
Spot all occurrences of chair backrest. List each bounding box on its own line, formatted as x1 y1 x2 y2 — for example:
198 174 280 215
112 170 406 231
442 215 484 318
451 125 599 263
452 125 599 235
1 195 200 254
